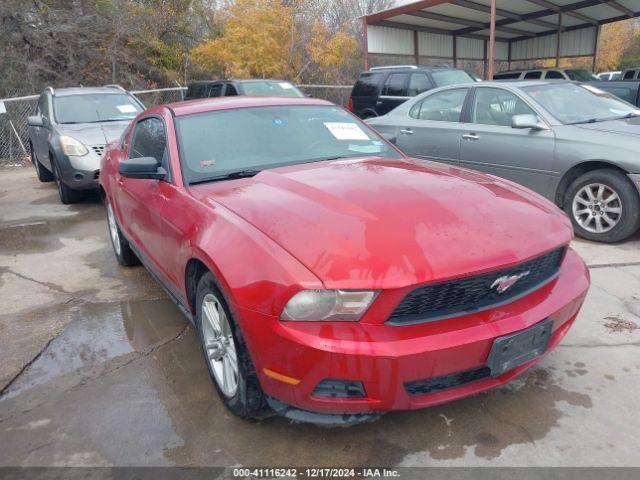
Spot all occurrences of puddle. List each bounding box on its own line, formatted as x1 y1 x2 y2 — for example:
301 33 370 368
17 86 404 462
0 209 104 254
2 298 186 399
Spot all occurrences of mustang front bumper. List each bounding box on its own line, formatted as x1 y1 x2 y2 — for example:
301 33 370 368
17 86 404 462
237 248 589 416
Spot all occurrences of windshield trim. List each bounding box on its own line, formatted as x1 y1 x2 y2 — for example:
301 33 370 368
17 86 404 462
53 92 144 125
174 104 402 186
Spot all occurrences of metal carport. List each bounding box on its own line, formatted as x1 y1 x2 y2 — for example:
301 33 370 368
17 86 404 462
363 0 640 78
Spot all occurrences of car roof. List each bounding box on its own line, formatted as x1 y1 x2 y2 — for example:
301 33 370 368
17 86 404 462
167 96 334 117
362 66 459 74
188 79 293 85
483 79 568 87
48 87 128 97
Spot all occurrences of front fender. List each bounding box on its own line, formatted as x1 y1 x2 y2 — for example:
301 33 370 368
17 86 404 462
175 193 324 318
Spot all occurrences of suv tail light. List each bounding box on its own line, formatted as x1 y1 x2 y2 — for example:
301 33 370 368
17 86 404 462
347 98 354 112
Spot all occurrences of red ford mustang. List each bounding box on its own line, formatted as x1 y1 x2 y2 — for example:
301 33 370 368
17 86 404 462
100 96 590 425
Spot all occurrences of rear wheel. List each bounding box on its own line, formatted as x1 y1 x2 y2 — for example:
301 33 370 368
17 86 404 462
30 142 53 182
196 272 265 418
106 199 139 266
565 169 640 243
51 154 82 204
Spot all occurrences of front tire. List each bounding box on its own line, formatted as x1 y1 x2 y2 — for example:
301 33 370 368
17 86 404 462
106 199 139 266
51 154 82 204
30 142 53 182
565 169 640 243
196 272 265 418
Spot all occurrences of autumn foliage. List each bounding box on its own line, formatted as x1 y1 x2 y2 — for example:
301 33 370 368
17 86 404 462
191 0 358 83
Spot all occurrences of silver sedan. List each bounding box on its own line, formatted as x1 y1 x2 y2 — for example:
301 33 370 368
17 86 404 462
367 80 640 243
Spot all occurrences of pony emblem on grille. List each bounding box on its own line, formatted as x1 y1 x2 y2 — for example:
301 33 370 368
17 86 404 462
491 271 531 294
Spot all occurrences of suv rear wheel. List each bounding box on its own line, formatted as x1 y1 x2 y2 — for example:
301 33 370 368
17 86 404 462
565 169 640 243
30 142 53 182
195 272 265 418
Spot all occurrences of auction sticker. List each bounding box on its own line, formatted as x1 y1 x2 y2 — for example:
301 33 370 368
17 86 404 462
324 122 369 141
117 104 138 113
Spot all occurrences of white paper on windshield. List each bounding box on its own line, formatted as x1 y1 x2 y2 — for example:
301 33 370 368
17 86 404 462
0 102 6 115
324 122 370 141
117 104 137 113
279 82 294 90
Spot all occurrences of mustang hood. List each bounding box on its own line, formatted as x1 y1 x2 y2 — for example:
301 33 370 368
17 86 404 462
192 158 573 289
57 120 131 146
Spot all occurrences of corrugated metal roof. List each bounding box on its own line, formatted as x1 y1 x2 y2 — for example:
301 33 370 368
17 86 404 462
365 0 640 61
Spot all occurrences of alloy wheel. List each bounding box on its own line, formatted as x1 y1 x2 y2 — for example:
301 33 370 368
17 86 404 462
107 203 122 256
201 293 239 398
572 183 622 234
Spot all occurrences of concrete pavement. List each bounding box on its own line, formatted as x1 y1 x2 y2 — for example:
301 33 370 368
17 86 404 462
1 166 639 467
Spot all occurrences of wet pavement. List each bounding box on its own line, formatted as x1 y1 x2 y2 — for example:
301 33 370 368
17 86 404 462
1 166 640 467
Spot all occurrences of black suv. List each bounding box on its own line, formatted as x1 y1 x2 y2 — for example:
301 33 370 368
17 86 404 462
184 79 305 100
348 66 474 119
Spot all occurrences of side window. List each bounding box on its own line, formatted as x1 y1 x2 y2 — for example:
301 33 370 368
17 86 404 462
409 88 469 122
545 70 564 79
494 73 521 80
382 73 409 97
225 84 238 96
209 84 223 97
472 88 536 127
130 117 168 169
352 72 383 97
524 71 542 79
407 73 433 97
623 70 635 80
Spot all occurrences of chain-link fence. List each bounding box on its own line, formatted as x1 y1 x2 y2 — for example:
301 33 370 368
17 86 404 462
0 85 352 167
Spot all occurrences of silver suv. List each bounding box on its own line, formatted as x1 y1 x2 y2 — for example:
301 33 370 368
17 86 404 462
27 85 144 203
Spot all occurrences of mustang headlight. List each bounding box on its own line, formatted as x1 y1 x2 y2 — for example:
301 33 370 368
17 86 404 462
59 136 89 156
280 290 378 322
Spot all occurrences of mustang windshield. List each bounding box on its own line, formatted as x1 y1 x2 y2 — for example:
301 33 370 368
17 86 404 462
54 93 143 124
176 105 401 185
524 83 640 125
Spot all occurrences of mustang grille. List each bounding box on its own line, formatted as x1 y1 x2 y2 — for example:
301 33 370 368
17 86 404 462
388 248 566 325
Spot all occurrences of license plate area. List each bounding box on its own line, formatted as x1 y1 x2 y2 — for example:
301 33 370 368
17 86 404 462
486 319 553 376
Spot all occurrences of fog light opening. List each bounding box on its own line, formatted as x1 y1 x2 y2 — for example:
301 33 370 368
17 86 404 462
73 172 84 181
312 379 366 399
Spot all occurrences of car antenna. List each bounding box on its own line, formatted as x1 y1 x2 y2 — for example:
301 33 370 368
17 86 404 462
96 108 108 145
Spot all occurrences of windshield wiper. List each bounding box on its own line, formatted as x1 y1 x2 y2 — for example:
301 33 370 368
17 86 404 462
190 169 262 185
570 118 599 125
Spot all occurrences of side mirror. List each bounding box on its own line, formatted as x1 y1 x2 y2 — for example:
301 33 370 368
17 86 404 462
119 157 166 180
382 132 397 145
511 114 546 130
28 115 45 127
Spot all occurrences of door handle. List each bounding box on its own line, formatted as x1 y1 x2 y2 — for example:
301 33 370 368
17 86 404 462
462 133 479 140
400 129 414 135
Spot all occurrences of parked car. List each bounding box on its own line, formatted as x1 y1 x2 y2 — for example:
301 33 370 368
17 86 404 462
598 71 622 81
184 79 304 100
27 85 144 204
494 68 599 81
348 65 475 119
585 80 640 106
100 95 589 424
621 68 640 80
367 81 640 243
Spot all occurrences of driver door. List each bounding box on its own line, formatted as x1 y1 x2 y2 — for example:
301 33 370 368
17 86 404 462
459 87 556 198
118 116 171 271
